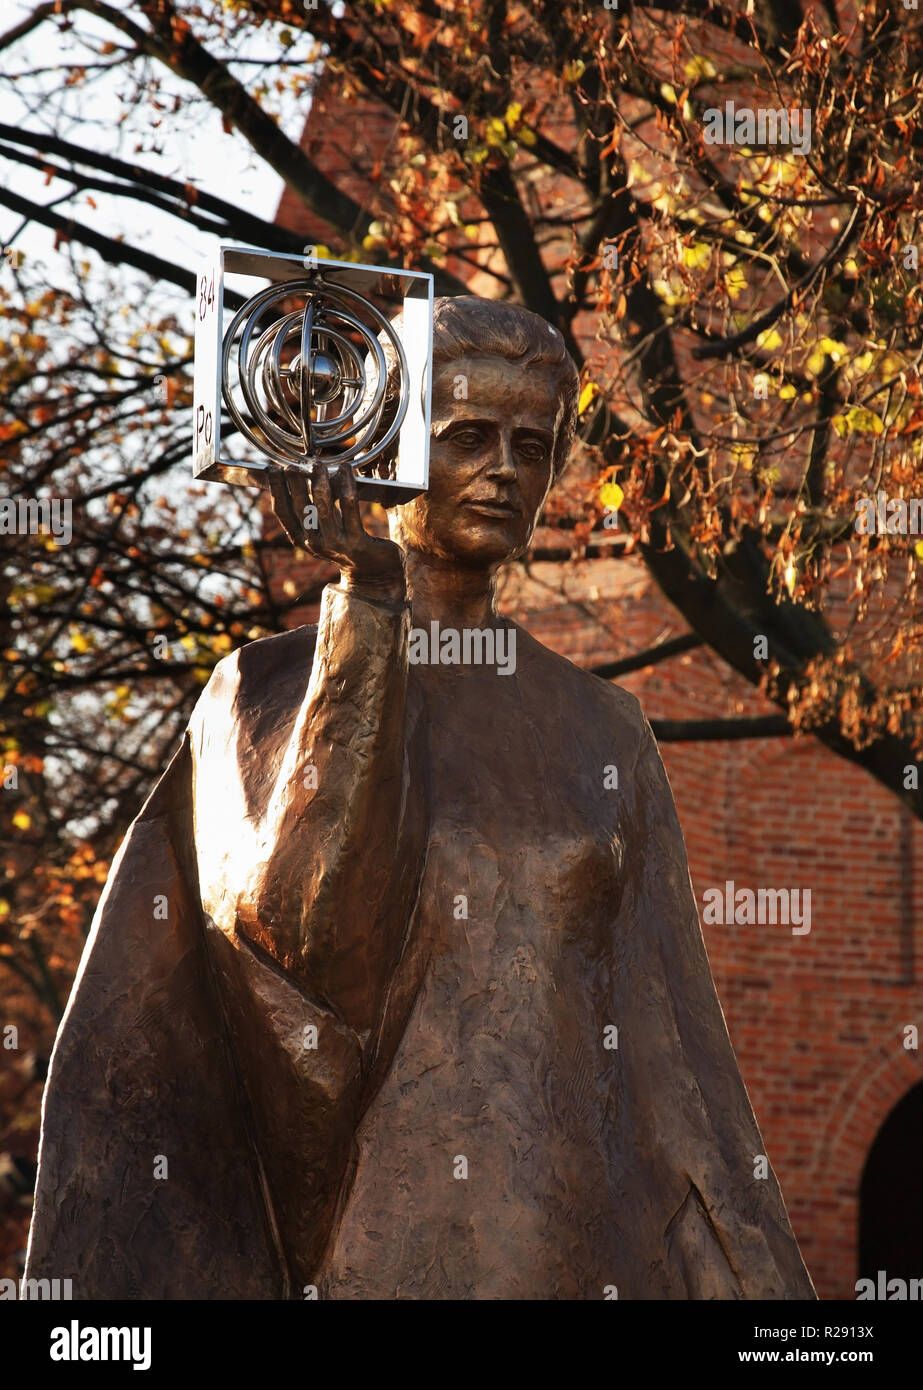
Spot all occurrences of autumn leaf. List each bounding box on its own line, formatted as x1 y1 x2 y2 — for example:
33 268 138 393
599 482 624 511
682 242 711 271
832 407 885 438
756 328 783 352
578 382 599 415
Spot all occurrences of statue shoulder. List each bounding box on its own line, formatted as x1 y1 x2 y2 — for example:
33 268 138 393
190 625 319 731
579 667 654 772
513 621 651 747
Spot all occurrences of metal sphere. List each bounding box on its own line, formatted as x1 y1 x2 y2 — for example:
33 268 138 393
220 277 409 471
304 351 341 404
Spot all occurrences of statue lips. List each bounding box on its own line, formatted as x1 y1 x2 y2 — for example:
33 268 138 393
462 494 521 520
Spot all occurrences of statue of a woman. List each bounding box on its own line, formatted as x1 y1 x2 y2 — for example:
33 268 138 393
26 296 814 1299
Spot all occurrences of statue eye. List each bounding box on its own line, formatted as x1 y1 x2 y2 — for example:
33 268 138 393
517 437 548 461
452 427 483 448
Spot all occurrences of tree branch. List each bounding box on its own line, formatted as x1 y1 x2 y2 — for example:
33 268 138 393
0 186 199 294
590 631 703 680
650 714 792 741
692 206 863 360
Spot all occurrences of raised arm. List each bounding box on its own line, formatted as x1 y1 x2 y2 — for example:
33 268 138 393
191 462 424 1037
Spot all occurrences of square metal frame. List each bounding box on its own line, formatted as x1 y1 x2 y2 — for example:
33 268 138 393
192 244 433 502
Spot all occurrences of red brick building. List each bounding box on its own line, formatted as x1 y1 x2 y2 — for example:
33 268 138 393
272 74 923 1301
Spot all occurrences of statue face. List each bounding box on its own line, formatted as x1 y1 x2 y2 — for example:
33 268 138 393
389 355 563 567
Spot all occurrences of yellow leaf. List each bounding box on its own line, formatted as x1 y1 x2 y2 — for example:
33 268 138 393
12 810 31 830
806 336 847 376
652 276 686 306
660 83 678 105
683 56 716 82
833 407 884 437
599 482 624 510
756 328 783 352
914 541 923 562
682 242 711 271
69 627 92 654
817 337 845 358
779 384 797 400
578 382 599 415
725 267 747 299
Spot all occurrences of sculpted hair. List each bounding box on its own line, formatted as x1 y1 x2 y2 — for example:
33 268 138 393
372 295 580 481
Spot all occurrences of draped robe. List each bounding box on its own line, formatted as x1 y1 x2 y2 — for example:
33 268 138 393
25 584 815 1299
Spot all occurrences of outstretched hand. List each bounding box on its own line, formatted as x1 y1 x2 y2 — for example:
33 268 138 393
267 461 406 602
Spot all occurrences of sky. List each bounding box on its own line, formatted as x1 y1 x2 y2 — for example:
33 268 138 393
0 1 315 288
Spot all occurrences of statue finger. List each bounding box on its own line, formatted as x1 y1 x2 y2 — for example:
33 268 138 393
284 466 314 537
335 462 365 543
266 464 302 545
309 462 343 549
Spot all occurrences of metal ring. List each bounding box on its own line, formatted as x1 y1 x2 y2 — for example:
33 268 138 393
220 278 410 470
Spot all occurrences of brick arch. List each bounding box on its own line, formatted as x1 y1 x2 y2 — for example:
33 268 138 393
806 1042 923 1296
813 1039 923 1181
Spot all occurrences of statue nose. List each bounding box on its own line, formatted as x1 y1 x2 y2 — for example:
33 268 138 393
490 434 518 477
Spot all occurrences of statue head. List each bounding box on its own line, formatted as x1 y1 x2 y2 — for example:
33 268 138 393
384 296 580 569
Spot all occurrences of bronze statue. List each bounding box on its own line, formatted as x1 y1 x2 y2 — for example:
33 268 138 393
26 296 815 1299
